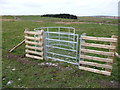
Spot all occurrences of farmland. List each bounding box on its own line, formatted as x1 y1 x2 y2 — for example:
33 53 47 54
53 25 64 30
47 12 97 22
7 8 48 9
2 15 119 88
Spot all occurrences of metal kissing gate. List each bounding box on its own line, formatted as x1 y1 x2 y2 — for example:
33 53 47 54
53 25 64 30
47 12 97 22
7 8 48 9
25 27 117 76
36 27 79 65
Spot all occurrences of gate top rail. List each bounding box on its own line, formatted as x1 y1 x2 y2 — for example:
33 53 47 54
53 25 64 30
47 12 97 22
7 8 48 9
34 27 75 29
34 27 76 34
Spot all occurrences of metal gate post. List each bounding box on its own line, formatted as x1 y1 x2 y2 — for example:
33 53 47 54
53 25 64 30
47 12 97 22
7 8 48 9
76 34 80 66
43 31 47 60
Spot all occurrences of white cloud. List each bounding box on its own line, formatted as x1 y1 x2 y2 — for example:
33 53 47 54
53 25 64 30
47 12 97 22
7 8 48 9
0 0 119 16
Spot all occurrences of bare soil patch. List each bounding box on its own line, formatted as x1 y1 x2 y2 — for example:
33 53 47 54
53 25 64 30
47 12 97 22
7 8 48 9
6 53 62 68
31 20 43 22
6 53 37 65
55 21 117 25
5 53 78 72
0 19 16 21
96 80 120 88
55 22 88 24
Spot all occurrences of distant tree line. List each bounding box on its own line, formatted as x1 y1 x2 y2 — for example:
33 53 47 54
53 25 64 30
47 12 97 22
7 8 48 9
41 14 77 19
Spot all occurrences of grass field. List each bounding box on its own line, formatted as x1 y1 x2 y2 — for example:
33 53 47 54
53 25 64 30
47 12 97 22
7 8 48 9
2 16 119 88
16 15 118 24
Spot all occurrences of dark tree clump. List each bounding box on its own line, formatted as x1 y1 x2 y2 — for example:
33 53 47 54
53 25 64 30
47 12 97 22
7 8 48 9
41 14 77 19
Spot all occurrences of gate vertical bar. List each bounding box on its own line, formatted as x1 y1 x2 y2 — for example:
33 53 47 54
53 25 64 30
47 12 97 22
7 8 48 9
47 27 49 59
76 34 79 65
43 31 47 60
68 28 70 46
34 29 36 52
73 28 75 49
58 27 60 47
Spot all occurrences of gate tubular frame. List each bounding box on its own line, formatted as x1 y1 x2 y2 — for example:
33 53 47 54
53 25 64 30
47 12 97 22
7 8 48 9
42 27 79 65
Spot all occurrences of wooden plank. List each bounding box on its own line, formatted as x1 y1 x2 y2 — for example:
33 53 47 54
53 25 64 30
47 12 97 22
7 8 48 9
81 42 116 50
115 52 120 58
80 55 113 63
81 49 114 56
25 41 43 46
79 66 111 76
9 39 25 52
25 36 43 41
80 61 112 69
26 54 43 60
24 31 43 35
82 36 117 42
26 50 43 56
25 45 43 51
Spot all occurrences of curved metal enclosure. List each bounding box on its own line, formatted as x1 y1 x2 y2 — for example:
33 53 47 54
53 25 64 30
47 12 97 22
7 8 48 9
35 27 79 65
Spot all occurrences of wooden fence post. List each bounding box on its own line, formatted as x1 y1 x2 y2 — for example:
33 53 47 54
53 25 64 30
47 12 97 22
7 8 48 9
80 33 86 66
107 35 117 72
25 28 29 56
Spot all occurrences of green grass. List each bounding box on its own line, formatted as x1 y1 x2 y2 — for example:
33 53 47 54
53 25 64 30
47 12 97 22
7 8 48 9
17 15 118 24
2 16 119 88
2 16 14 19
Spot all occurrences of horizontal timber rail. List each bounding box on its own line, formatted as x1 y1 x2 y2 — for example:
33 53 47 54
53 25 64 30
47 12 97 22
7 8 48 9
25 45 43 51
80 55 113 63
81 42 116 50
79 66 111 76
26 54 43 60
24 31 43 35
81 36 117 42
25 36 43 41
81 49 114 56
26 50 43 56
25 41 43 46
80 61 112 69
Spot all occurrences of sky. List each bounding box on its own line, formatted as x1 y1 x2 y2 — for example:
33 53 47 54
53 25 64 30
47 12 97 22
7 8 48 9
0 0 119 16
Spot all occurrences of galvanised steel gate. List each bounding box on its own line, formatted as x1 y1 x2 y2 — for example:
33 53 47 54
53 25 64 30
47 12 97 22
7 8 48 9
35 27 79 65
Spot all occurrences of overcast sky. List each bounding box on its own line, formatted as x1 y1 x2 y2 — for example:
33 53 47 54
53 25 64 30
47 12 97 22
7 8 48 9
0 0 119 16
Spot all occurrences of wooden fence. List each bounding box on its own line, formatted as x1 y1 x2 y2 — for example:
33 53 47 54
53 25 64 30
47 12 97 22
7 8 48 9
23 29 118 76
24 29 44 60
79 33 117 76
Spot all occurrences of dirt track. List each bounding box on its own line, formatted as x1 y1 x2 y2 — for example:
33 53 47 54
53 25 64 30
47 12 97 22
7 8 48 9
0 19 16 21
55 21 118 25
55 22 88 24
